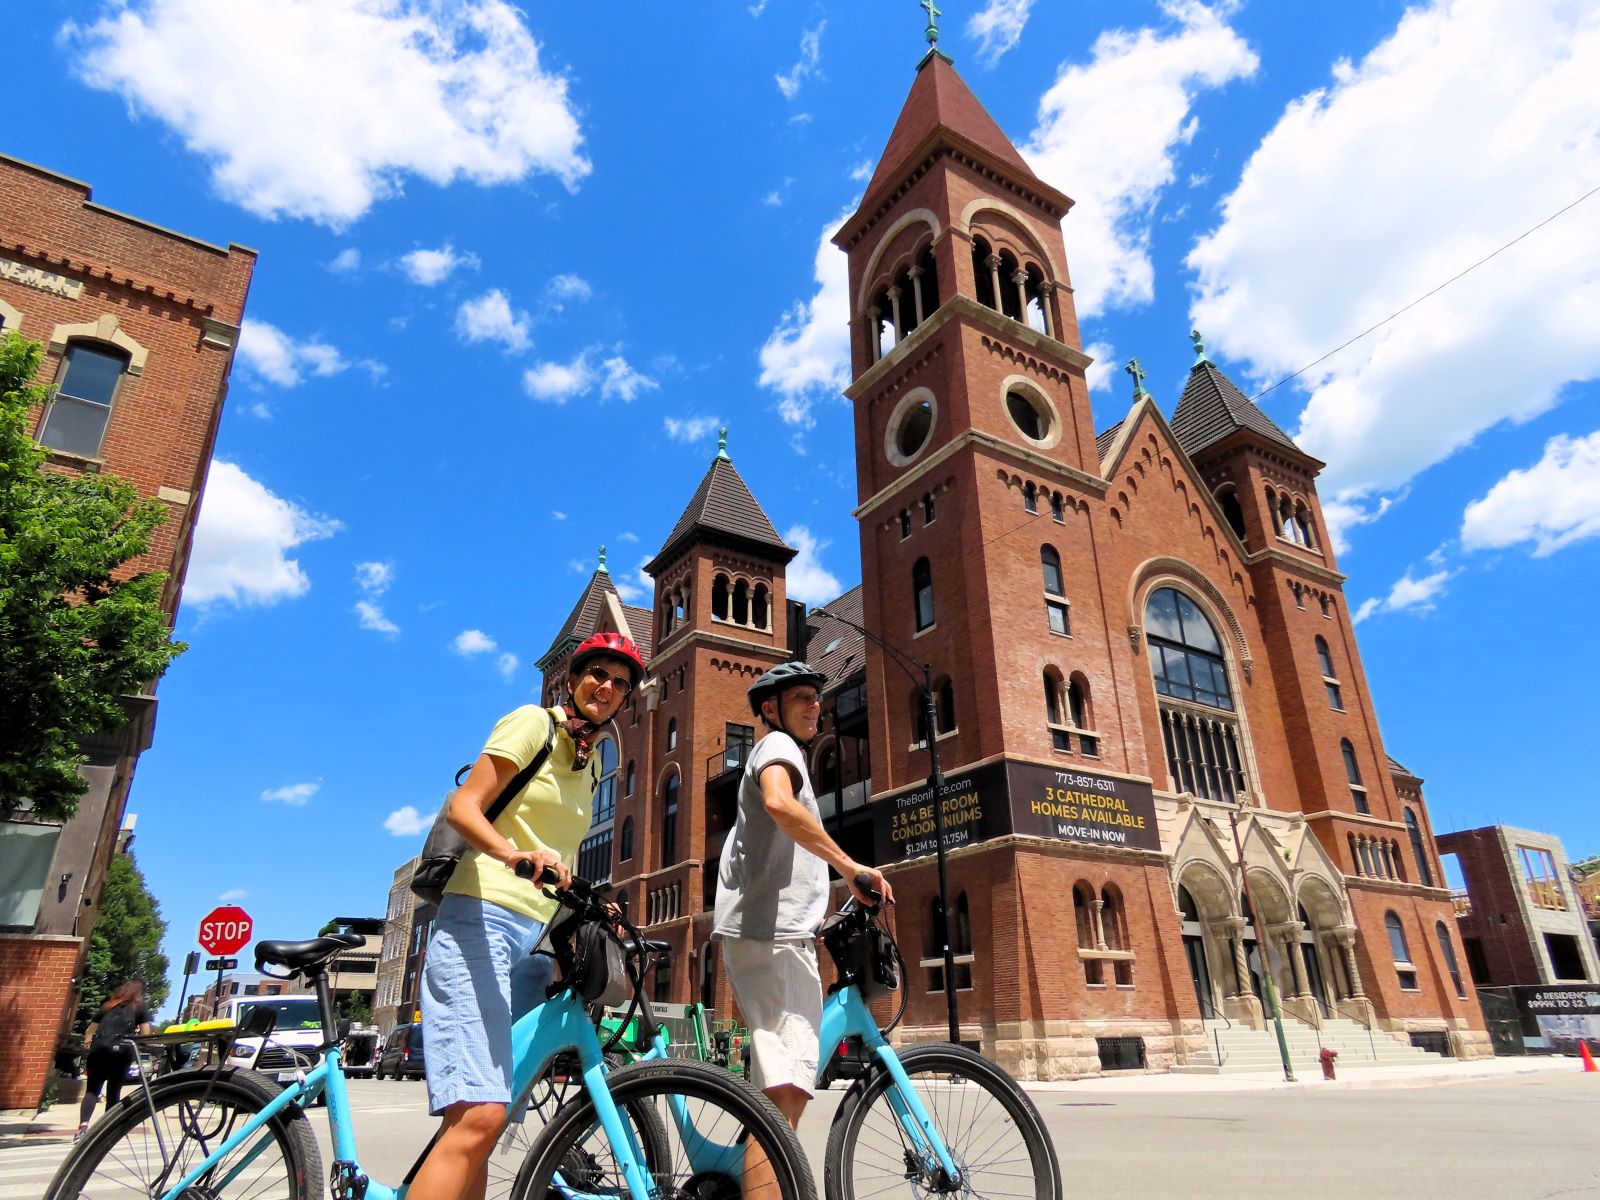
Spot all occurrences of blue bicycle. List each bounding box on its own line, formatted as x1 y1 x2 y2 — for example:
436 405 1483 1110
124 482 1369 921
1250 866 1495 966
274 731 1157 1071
45 874 814 1200
813 883 1062 1200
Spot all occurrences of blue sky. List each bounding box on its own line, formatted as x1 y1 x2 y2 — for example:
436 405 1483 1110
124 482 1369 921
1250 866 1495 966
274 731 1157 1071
10 0 1598 1007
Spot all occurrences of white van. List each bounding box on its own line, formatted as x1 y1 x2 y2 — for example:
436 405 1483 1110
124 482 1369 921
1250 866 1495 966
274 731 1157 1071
221 994 325 1084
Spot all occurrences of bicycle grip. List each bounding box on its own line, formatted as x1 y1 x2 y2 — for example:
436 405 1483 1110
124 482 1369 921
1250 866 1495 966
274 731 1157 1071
853 872 882 903
514 860 562 885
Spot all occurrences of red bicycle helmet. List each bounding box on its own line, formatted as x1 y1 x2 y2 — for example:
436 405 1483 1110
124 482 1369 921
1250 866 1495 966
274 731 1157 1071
570 632 646 689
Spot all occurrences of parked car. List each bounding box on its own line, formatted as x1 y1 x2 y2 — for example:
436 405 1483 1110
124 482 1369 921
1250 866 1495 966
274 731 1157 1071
221 995 324 1085
375 1023 425 1080
342 1029 381 1079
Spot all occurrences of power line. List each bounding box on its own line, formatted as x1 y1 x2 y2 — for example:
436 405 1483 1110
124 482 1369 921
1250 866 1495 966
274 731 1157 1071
1248 183 1600 404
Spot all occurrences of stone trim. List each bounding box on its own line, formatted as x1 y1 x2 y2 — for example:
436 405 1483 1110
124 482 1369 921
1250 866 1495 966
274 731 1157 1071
48 313 149 375
0 296 22 331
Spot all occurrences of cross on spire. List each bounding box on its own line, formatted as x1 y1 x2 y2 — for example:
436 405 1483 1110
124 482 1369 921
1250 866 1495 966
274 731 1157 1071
716 427 730 461
1125 357 1150 399
597 545 608 573
1191 329 1212 366
920 0 941 46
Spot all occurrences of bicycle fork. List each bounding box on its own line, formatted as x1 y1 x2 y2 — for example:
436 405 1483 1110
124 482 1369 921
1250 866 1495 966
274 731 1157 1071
868 1039 963 1192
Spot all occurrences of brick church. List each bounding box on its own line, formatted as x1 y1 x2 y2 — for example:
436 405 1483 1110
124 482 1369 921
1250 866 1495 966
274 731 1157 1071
536 50 1487 1075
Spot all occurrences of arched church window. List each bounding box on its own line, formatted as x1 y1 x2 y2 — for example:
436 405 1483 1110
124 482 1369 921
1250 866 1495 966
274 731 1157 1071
732 579 749 625
1024 264 1050 335
1406 809 1434 887
1145 587 1232 711
711 574 729 621
997 250 1024 321
1217 486 1247 541
752 583 770 630
1386 911 1417 990
971 236 998 310
1041 545 1069 636
935 676 955 735
1341 739 1369 814
912 557 935 631
1069 673 1098 757
1023 482 1038 514
1436 922 1465 998
1316 636 1343 710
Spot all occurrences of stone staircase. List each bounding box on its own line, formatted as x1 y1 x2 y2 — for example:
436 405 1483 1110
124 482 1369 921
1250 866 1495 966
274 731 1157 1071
1177 1016 1447 1073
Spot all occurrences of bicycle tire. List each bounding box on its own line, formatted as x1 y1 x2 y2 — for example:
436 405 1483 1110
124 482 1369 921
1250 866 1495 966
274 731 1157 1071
510 1057 815 1200
825 1042 1061 1200
44 1067 321 1200
487 1052 669 1200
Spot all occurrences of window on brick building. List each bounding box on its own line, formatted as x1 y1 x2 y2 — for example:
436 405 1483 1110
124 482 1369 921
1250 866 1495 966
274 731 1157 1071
911 688 930 749
1217 485 1247 541
1069 673 1098 757
666 718 677 753
934 677 955 735
1102 886 1132 986
577 828 612 884
660 774 679 866
1006 388 1051 443
1517 846 1565 910
39 342 129 459
899 509 911 539
1266 487 1284 536
712 575 729 620
592 738 617 824
620 817 634 862
912 557 935 631
1073 884 1103 985
1050 491 1065 523
1041 545 1070 635
1316 636 1344 710
923 492 936 524
1341 740 1369 814
0 820 62 926
1146 587 1246 803
1385 911 1418 990
1044 668 1071 752
625 760 636 796
1023 482 1038 514
926 892 973 993
1405 809 1434 887
1435 921 1465 999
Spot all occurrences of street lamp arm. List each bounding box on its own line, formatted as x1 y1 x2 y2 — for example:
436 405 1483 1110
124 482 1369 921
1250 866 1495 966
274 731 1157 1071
811 606 927 694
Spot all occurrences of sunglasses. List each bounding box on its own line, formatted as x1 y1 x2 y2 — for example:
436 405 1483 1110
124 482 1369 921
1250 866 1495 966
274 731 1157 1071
581 663 633 696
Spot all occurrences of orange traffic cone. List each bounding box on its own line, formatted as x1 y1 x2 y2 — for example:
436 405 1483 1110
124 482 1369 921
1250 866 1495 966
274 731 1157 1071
1581 1042 1598 1073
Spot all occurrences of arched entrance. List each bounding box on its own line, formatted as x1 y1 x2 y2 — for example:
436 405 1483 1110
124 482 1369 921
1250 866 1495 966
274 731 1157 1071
1178 885 1216 1019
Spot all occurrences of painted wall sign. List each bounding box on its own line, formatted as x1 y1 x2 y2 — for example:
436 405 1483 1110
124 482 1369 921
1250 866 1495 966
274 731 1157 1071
0 256 84 300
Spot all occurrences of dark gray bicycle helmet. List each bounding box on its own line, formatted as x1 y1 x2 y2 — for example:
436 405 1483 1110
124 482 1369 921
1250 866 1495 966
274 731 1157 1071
748 661 827 719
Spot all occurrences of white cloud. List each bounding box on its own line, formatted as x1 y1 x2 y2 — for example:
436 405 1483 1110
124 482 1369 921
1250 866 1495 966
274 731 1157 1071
354 560 394 595
401 243 480 286
454 629 498 656
187 462 341 606
776 22 824 99
847 160 872 182
1352 567 1456 624
758 206 854 427
384 805 432 836
664 416 723 444
782 524 843 605
967 0 1035 66
64 0 590 227
496 652 520 680
262 781 320 805
1461 430 1600 557
546 273 591 305
762 190 783 207
613 556 654 604
1022 1 1258 319
1083 342 1117 394
455 288 532 352
617 531 639 543
1188 0 1600 536
1320 492 1400 556
355 599 400 635
552 510 568 520
218 888 247 901
237 319 350 389
327 247 360 273
522 350 657 403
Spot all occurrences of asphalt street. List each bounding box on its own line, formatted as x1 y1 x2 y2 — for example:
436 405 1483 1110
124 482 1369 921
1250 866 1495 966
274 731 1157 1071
4 1071 1596 1198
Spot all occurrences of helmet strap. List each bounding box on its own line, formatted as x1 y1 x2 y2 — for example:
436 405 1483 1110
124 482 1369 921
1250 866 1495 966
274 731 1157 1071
560 684 600 770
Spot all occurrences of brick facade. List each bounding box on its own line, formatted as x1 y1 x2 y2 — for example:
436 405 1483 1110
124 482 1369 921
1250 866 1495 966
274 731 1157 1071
0 936 81 1108
533 58 1487 1072
0 154 255 1108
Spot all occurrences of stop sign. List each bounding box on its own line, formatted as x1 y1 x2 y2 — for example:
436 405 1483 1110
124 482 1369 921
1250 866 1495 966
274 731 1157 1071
198 905 253 956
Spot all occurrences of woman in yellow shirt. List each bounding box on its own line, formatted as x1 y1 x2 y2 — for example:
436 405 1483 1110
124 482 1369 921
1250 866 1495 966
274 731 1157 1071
408 632 644 1200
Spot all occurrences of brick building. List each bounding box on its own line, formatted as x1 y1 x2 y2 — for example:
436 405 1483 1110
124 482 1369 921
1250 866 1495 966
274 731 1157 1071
1437 825 1600 987
182 973 296 1022
531 53 1486 1074
0 155 255 1107
374 858 418 1034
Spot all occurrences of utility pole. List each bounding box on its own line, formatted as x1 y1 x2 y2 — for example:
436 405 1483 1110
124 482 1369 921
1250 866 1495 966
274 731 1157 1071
1231 809 1296 1082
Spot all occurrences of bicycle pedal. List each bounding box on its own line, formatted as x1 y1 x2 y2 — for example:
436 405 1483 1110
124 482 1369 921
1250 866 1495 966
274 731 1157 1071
330 1160 369 1199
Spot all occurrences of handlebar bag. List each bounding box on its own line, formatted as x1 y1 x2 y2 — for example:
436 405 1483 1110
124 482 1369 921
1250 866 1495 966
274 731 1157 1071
571 919 632 1009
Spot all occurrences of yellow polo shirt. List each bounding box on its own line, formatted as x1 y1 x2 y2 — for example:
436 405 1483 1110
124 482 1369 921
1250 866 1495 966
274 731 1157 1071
445 706 598 923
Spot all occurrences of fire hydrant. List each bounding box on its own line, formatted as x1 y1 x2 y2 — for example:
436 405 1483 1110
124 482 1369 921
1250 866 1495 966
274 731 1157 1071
1319 1047 1338 1080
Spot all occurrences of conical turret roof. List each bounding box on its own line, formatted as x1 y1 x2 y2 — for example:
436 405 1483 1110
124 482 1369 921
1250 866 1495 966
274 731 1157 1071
1170 359 1306 460
539 565 621 666
645 451 795 574
860 54 1039 210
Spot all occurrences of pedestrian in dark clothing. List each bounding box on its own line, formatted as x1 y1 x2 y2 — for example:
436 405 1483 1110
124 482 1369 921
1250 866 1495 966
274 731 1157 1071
77 980 151 1137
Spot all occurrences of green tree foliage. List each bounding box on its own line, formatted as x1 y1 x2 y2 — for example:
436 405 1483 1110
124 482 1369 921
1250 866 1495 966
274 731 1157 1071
336 993 373 1028
76 850 170 1028
0 331 186 821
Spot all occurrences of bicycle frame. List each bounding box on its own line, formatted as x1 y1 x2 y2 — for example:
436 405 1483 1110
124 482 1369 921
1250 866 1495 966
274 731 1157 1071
817 983 961 1183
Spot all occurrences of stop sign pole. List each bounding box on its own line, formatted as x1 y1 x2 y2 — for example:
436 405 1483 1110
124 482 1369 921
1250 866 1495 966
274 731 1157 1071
198 905 253 1018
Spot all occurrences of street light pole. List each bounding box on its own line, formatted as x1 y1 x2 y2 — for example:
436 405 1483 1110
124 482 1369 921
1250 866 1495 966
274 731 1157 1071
1230 809 1296 1082
815 607 961 1044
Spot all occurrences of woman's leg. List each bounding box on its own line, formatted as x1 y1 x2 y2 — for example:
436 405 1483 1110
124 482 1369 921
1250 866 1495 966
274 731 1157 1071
102 1048 131 1110
406 1102 506 1200
79 1049 109 1128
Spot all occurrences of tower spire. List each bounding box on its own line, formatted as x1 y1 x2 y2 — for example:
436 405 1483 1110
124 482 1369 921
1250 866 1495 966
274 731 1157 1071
597 545 608 573
1191 328 1212 366
918 0 953 66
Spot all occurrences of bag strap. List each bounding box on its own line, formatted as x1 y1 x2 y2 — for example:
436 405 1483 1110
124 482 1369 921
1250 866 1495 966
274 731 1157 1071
482 709 561 826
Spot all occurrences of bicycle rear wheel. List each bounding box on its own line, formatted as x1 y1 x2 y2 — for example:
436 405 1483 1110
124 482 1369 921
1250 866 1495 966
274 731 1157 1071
44 1067 320 1200
825 1042 1060 1200
511 1058 815 1200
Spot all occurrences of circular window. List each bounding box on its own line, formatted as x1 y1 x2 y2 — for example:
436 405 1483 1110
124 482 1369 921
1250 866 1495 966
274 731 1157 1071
885 388 937 466
1006 389 1051 443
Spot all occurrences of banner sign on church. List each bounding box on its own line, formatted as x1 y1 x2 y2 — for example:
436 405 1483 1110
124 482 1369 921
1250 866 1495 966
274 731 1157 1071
872 759 1161 863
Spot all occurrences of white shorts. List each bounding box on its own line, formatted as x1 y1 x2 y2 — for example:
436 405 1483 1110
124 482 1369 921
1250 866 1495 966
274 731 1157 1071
722 938 823 1097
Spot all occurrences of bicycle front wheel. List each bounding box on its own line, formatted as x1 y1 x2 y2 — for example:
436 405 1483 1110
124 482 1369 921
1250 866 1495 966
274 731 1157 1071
44 1067 321 1200
511 1057 815 1200
826 1042 1061 1200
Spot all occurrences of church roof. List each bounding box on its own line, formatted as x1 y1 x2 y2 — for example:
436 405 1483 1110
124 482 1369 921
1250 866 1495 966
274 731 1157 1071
622 605 655 663
861 54 1038 210
1170 359 1303 459
1095 420 1125 463
540 567 619 665
646 452 795 573
807 585 866 690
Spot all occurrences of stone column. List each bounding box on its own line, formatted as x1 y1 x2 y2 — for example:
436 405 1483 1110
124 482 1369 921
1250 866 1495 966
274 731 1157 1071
1011 268 1030 324
1333 925 1366 1000
986 254 1004 311
887 286 904 341
866 307 882 362
1091 898 1109 950
908 265 926 326
1038 281 1056 337
1214 917 1248 997
1279 923 1311 998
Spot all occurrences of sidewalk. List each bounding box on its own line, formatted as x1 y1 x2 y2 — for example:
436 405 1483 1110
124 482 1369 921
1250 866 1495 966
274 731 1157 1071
0 1101 81 1147
1021 1052 1582 1093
